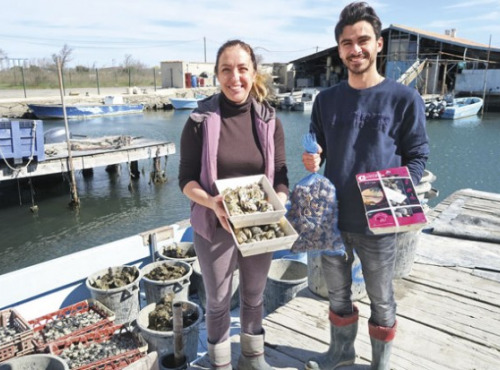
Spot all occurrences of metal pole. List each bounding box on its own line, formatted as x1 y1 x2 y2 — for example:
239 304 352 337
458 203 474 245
21 66 27 98
153 68 157 91
96 68 100 95
57 58 80 209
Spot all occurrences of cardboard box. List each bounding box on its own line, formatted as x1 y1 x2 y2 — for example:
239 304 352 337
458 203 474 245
215 175 286 228
356 166 428 234
230 217 298 257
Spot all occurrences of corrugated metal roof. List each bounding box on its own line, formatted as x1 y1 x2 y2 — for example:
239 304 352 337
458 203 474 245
389 24 500 52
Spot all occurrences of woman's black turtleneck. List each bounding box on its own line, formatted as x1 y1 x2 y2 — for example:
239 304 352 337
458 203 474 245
179 93 288 196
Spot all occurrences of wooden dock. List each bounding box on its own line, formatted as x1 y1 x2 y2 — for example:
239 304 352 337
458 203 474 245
0 136 176 182
190 189 500 370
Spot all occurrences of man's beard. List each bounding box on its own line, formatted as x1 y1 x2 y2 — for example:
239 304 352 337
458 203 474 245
345 53 375 75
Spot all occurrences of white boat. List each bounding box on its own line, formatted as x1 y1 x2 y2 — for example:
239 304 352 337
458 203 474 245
439 96 483 119
169 95 206 110
292 88 320 112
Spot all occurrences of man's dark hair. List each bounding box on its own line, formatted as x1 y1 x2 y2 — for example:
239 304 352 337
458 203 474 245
334 2 382 42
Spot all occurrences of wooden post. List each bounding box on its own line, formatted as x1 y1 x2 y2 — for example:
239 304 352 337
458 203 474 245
173 302 185 367
441 61 448 96
481 35 492 117
57 58 80 209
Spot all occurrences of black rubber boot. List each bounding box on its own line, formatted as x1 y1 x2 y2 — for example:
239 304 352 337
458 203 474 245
369 321 397 370
305 306 359 370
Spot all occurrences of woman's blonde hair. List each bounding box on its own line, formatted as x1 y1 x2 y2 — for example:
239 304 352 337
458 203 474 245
214 39 269 103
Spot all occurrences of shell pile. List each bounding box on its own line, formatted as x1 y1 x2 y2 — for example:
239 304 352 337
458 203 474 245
148 295 199 332
162 244 195 259
144 264 187 281
0 324 21 346
89 266 139 290
233 223 285 245
287 175 343 253
36 310 105 343
223 182 274 216
57 331 139 369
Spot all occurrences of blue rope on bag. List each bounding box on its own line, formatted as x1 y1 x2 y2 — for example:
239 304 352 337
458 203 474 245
302 132 319 154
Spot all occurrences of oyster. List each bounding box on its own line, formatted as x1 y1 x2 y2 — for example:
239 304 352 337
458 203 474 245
222 182 274 216
233 223 285 245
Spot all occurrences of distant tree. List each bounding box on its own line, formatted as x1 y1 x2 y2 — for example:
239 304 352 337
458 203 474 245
75 65 90 73
122 54 147 70
52 44 73 69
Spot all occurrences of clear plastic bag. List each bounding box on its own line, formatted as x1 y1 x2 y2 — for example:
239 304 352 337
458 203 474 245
287 133 344 255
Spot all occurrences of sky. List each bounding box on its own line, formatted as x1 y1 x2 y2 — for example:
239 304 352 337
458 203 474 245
1 0 499 68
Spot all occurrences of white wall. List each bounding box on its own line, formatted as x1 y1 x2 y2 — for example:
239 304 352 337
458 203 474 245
455 69 500 95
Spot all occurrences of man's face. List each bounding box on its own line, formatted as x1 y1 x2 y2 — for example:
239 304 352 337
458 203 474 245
338 20 383 76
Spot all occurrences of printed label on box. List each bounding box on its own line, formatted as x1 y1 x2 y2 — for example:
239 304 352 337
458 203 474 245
356 166 428 234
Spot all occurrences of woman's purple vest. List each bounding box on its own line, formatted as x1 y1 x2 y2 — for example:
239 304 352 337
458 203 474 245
189 94 276 242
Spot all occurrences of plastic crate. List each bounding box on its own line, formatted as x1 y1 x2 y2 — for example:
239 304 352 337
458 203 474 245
29 299 115 352
49 324 148 370
0 119 45 163
0 308 35 361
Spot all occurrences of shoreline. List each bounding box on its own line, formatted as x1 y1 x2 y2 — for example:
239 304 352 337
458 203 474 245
0 86 219 118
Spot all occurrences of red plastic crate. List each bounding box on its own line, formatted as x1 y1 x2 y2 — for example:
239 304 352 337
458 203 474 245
0 308 35 361
49 324 148 370
29 299 115 352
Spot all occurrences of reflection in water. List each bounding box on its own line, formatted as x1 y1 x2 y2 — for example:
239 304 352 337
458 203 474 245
0 110 499 274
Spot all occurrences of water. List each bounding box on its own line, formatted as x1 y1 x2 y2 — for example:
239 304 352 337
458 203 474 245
1 110 499 275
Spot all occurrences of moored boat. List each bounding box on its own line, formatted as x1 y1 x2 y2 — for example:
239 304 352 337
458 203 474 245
292 88 320 112
439 96 483 119
169 95 206 110
28 96 144 120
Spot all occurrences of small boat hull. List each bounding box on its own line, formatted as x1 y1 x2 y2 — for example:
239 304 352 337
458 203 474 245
169 97 203 110
439 97 483 119
28 103 144 120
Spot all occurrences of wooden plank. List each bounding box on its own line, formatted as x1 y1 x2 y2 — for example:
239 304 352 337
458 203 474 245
406 263 500 306
0 140 175 181
189 334 304 370
388 279 500 350
416 232 500 272
262 294 500 369
429 189 500 242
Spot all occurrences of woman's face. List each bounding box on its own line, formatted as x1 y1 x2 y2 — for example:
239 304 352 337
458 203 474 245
216 45 256 104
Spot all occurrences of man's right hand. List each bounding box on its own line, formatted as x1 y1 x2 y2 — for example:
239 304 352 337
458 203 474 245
302 145 323 173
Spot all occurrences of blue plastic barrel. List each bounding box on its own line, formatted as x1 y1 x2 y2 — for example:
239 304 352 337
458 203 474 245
191 75 198 88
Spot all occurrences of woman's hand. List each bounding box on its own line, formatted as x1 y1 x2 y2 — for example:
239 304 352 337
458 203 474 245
302 145 323 173
212 194 232 233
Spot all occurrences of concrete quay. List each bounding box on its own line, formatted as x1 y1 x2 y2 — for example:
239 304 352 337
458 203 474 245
0 86 220 118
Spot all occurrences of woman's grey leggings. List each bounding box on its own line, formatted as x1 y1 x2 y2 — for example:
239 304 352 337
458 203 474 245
194 228 273 344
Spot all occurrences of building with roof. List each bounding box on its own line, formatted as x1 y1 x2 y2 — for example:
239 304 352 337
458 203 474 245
288 24 500 107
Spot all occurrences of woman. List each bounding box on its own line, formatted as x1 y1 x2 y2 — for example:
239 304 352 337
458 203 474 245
178 40 289 369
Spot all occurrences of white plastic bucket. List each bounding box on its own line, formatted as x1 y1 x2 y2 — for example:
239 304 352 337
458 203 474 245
0 354 69 370
86 265 142 325
307 252 367 301
264 259 308 313
136 301 202 362
141 260 192 305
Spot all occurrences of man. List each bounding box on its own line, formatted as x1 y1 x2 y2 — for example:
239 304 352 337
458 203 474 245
302 2 429 370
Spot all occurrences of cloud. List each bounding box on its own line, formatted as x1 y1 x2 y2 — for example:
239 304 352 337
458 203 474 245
0 0 498 67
